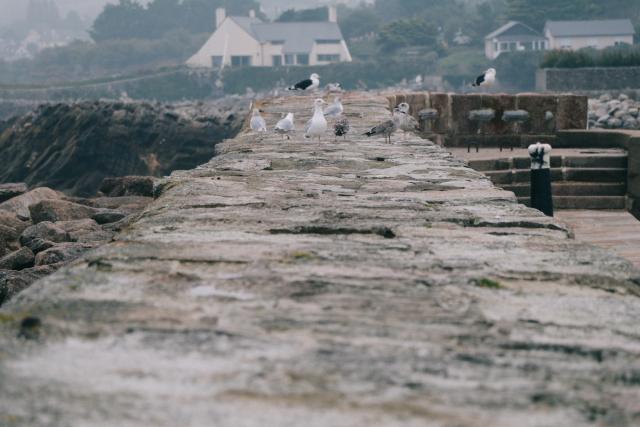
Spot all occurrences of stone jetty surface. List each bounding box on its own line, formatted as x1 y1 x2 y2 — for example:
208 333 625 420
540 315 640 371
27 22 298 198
1 93 640 427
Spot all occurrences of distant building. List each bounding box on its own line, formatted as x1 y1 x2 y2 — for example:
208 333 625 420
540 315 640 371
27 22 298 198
544 19 636 51
187 6 352 68
484 21 548 59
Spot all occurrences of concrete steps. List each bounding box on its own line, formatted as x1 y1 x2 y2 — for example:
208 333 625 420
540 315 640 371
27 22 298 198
466 149 628 210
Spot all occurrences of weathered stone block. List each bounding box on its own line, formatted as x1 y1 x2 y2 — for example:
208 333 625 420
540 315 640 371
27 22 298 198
428 92 451 134
557 95 588 130
515 94 559 134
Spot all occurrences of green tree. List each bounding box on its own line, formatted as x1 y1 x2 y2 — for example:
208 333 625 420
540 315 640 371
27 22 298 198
377 18 439 53
276 7 328 22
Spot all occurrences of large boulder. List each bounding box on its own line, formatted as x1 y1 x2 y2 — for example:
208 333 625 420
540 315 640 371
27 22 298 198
29 199 97 224
99 176 155 197
20 222 71 251
0 183 28 203
0 247 35 270
0 265 58 305
0 187 60 220
34 242 95 267
0 212 29 234
56 219 113 243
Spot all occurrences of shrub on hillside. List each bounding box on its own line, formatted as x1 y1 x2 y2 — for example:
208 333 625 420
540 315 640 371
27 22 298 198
541 46 640 68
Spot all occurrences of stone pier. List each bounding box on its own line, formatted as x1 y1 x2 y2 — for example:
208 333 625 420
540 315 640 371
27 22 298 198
1 93 640 427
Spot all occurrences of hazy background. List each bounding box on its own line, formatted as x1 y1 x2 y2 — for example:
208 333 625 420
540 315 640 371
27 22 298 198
0 0 638 99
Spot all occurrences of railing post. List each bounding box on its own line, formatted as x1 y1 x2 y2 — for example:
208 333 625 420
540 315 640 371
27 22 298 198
529 142 553 217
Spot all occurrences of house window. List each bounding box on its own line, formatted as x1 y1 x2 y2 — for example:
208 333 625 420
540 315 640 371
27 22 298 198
270 40 285 45
231 56 252 67
500 42 509 51
212 56 223 67
316 39 341 44
284 54 295 65
509 42 517 51
317 54 340 62
296 54 309 65
272 55 282 66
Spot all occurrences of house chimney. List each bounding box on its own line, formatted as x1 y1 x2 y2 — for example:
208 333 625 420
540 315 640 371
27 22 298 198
328 5 337 23
249 9 256 18
216 8 226 29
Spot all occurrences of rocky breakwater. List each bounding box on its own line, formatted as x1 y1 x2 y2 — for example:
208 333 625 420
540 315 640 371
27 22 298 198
589 93 640 130
0 97 247 197
1 93 640 426
0 177 154 305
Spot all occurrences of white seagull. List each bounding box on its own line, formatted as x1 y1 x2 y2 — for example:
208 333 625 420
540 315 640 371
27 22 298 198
274 113 295 140
305 98 328 142
325 82 344 93
288 73 320 92
250 108 267 133
324 96 344 119
472 68 496 89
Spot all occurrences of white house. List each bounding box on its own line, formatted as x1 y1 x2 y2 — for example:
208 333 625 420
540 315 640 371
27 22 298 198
484 21 548 59
545 20 636 51
187 6 352 68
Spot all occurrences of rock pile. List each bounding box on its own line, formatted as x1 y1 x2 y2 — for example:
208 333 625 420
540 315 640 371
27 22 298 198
0 177 154 305
588 93 640 130
0 98 247 197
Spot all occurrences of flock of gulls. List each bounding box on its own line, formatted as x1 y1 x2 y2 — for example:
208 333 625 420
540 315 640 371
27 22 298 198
250 68 497 143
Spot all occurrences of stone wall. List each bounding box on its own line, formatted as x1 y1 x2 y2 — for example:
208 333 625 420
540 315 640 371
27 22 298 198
388 92 588 147
537 67 640 92
557 129 640 220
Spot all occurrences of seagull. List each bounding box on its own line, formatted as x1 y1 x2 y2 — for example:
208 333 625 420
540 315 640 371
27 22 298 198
324 96 344 119
275 113 295 140
288 73 320 92
325 83 344 93
334 116 350 141
364 110 400 144
305 99 328 142
472 68 496 89
250 108 267 133
395 103 420 140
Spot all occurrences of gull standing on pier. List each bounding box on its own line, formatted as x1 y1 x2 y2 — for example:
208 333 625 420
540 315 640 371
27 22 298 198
275 113 295 140
334 116 350 141
396 102 420 140
472 68 496 89
250 107 267 133
305 99 328 142
324 96 344 119
288 73 320 92
364 108 401 144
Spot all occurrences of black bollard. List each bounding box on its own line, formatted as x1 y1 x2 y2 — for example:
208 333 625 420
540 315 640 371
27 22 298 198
528 143 553 217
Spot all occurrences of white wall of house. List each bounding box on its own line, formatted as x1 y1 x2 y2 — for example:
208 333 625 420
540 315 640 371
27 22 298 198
485 38 547 59
187 18 261 68
310 40 352 65
546 32 634 50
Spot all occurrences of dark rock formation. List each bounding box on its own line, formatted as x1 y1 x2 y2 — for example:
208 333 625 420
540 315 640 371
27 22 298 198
0 247 35 270
0 183 28 203
0 100 247 197
34 243 95 267
20 222 71 250
99 176 155 197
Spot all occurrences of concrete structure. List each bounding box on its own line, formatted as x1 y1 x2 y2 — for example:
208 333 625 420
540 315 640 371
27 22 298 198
1 94 640 426
484 21 548 59
387 92 588 147
544 19 635 51
187 6 352 68
537 66 640 92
